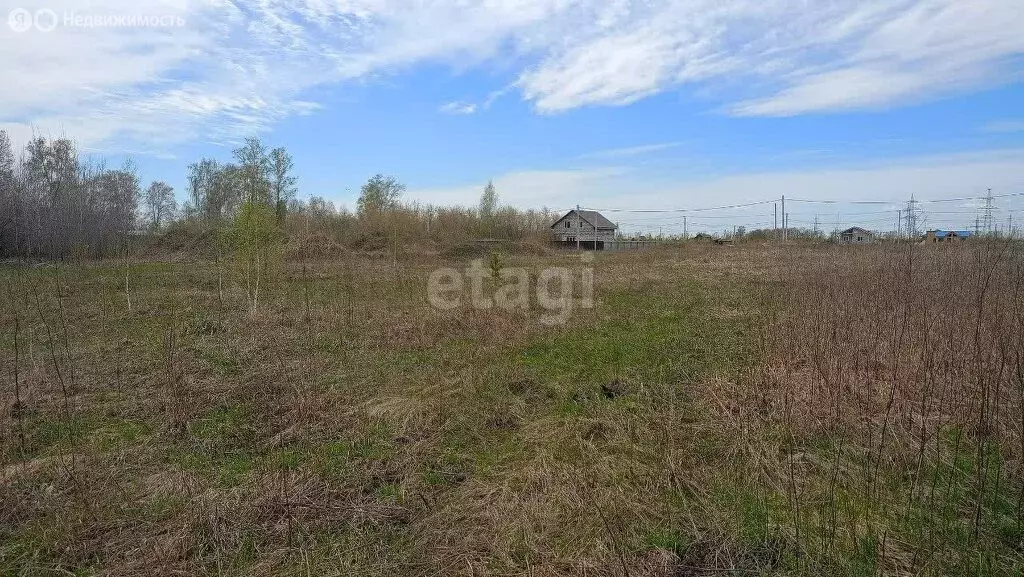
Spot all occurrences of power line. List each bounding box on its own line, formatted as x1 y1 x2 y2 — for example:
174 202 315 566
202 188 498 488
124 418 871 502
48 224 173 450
581 200 778 213
923 190 1023 204
791 191 1024 206
602 189 1023 238
788 198 894 205
585 191 1024 214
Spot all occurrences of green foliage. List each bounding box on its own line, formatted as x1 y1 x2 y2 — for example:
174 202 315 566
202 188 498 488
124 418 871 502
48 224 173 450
487 250 503 282
232 137 271 205
186 139 294 228
269 147 296 224
479 180 498 220
643 529 688 555
232 201 278 249
231 200 280 311
92 419 152 452
175 450 254 488
187 158 238 221
357 173 405 216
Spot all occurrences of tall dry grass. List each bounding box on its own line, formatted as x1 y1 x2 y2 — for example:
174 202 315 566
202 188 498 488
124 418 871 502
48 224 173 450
3 240 1023 576
719 240 1024 573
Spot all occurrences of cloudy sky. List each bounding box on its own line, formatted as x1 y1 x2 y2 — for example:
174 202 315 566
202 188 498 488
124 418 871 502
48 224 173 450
2 0 1024 234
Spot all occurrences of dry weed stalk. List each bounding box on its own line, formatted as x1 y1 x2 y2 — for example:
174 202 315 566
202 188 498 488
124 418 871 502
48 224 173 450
6 274 26 459
741 240 1024 571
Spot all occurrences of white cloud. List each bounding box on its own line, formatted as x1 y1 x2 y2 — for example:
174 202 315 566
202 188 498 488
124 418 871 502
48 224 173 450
437 86 513 116
521 0 1024 116
2 0 1022 152
580 142 683 159
439 101 477 115
730 1 1024 116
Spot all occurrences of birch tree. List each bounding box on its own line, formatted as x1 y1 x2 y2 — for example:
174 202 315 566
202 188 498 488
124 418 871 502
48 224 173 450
357 174 404 217
233 137 271 206
0 131 17 255
270 147 297 225
144 181 176 229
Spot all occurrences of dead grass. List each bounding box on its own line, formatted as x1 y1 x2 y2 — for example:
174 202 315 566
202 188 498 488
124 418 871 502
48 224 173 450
1 241 1022 575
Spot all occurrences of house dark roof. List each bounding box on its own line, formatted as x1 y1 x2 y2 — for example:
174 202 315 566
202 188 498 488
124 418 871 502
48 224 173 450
552 209 617 230
841 227 871 235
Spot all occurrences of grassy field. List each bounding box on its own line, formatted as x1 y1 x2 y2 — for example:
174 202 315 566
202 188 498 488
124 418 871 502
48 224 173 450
2 242 1023 576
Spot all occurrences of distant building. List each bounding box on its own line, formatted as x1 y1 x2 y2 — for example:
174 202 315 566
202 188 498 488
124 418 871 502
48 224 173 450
925 230 973 243
551 209 618 250
839 227 874 244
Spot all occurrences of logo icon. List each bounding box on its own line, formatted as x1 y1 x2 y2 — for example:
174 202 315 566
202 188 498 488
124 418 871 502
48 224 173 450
7 8 32 32
34 8 58 32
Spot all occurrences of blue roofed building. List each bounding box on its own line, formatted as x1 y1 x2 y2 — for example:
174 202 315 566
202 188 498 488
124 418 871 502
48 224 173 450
925 230 973 243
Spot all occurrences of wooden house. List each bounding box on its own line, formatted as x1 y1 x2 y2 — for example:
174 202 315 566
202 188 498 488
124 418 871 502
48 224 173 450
551 209 618 250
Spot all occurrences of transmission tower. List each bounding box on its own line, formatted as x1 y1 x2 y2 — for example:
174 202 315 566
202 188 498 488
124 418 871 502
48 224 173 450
905 195 922 239
982 188 995 236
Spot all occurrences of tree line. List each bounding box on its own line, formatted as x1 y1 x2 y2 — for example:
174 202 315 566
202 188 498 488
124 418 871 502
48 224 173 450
0 132 304 259
0 130 558 260
0 132 142 259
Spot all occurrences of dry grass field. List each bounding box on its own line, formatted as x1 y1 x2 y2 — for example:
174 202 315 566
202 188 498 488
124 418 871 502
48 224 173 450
2 241 1023 576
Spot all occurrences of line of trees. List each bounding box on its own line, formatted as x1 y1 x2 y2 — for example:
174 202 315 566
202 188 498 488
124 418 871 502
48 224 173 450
0 129 558 260
0 131 299 259
175 150 557 252
183 137 297 226
0 131 145 259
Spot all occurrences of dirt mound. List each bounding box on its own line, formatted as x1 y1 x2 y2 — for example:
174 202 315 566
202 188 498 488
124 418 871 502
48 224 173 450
284 232 349 261
142 223 223 258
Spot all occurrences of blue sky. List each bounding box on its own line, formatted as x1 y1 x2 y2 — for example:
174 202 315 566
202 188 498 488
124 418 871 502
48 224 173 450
2 0 1024 235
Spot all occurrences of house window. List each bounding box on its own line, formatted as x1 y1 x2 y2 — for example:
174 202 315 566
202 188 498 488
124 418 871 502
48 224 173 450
564 221 571 228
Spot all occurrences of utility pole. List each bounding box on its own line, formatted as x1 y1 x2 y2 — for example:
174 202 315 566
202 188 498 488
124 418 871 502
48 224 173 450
813 214 820 237
781 195 786 241
897 210 902 240
575 204 581 250
774 203 778 240
683 216 687 239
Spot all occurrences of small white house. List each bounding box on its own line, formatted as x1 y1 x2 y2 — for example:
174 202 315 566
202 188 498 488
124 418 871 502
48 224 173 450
551 209 618 250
